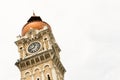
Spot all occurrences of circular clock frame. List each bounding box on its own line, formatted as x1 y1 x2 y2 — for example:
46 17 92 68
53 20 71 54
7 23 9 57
27 42 41 54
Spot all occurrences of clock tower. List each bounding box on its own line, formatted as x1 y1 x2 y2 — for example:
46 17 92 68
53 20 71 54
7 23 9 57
15 14 66 80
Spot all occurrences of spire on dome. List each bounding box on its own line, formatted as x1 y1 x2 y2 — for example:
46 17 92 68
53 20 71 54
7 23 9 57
27 12 42 22
33 11 36 16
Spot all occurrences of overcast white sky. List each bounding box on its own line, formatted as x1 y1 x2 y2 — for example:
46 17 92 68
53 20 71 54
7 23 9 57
0 0 120 80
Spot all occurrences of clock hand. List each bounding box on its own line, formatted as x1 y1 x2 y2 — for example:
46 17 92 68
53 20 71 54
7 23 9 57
30 44 35 49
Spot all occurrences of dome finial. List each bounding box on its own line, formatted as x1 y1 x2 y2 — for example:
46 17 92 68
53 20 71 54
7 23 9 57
33 10 35 16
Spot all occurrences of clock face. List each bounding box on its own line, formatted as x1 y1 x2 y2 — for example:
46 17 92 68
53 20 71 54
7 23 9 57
28 42 41 53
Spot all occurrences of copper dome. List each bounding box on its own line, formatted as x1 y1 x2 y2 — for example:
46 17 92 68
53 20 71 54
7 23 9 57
22 15 50 36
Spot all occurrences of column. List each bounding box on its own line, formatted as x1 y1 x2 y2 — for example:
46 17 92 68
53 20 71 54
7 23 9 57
31 74 34 80
41 70 44 80
51 67 57 80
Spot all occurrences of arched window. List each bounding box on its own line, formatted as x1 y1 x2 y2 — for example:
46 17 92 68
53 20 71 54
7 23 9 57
26 61 30 66
40 55 44 61
35 57 40 63
44 65 49 68
31 59 35 64
37 78 39 80
35 68 39 73
47 74 50 80
45 53 50 59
